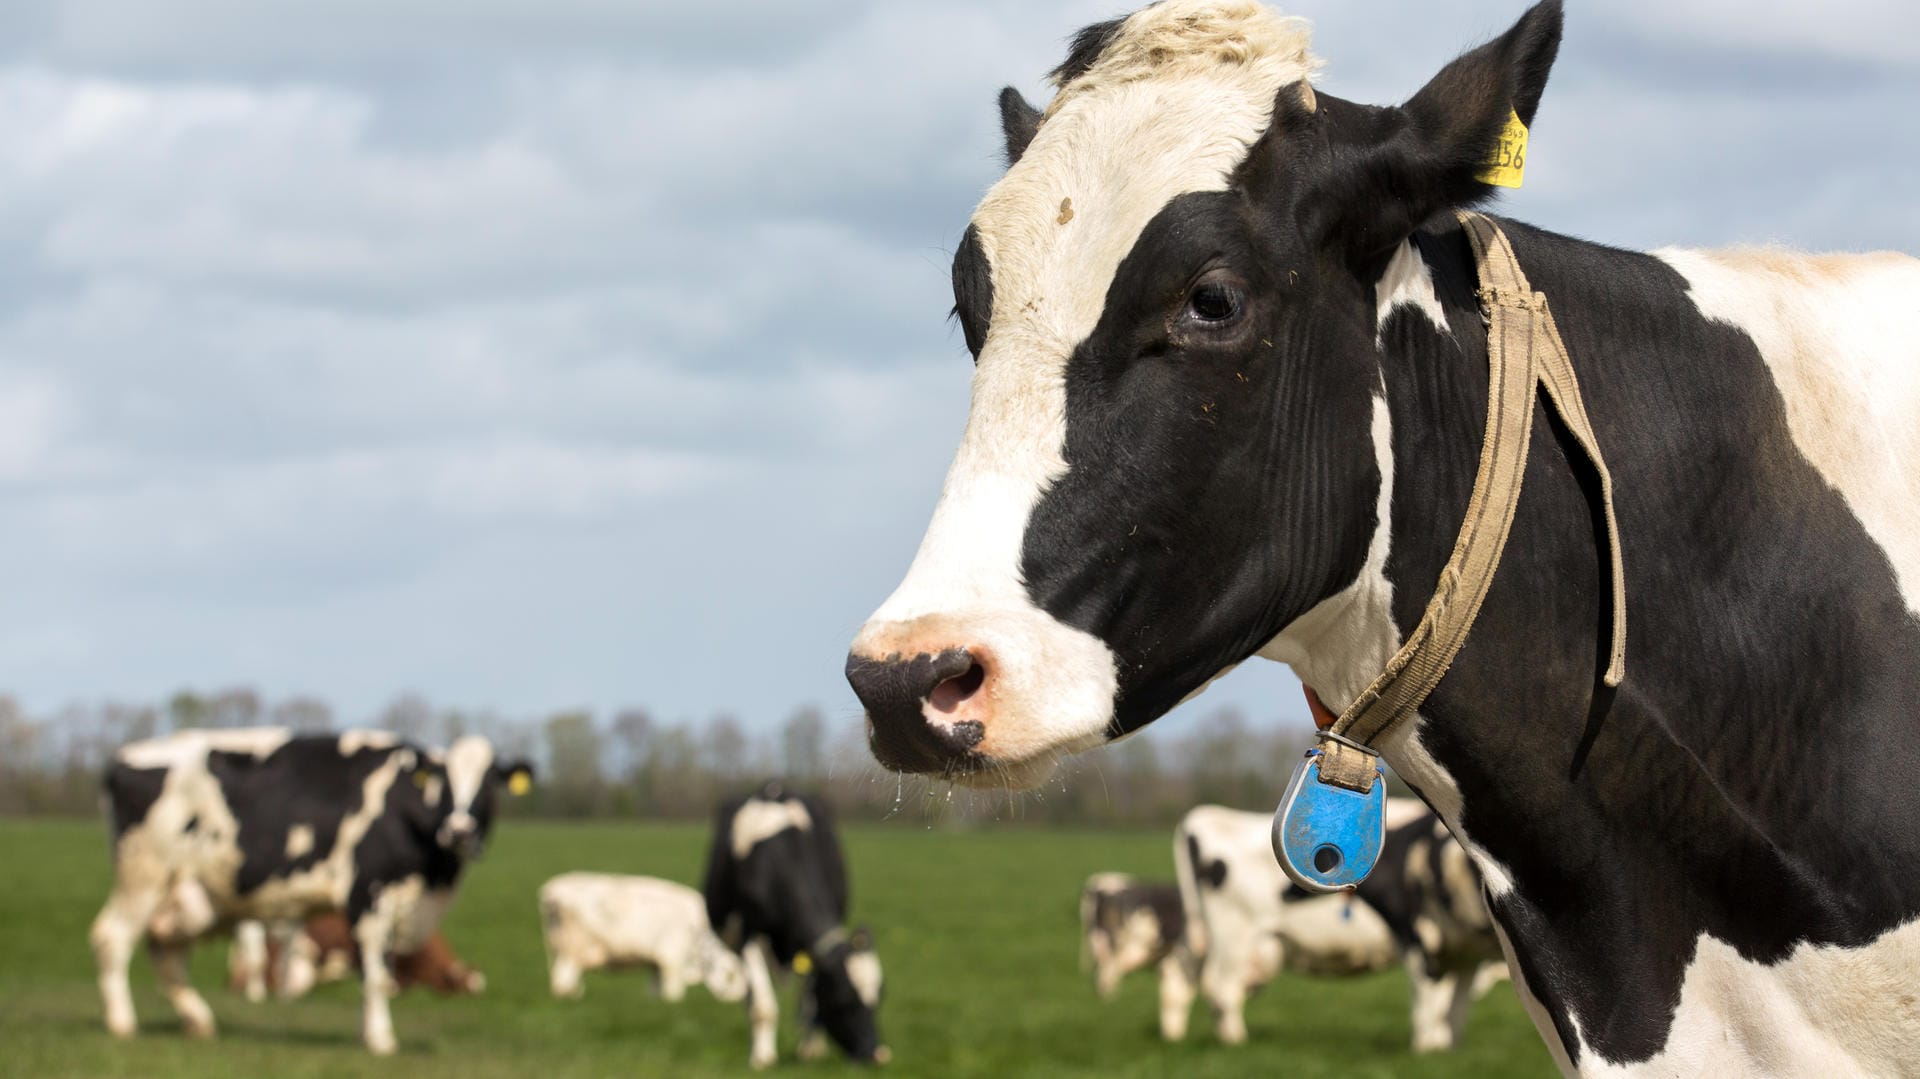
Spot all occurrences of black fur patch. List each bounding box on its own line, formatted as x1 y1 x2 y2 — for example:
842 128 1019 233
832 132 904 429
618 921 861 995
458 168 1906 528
104 763 167 840
1050 17 1126 87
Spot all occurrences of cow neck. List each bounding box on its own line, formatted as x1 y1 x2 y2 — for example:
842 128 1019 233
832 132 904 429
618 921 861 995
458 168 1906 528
1309 211 1628 794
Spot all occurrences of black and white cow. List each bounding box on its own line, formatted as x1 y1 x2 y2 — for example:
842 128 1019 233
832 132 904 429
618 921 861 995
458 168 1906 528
702 783 887 1070
93 728 530 1054
1173 800 1454 1047
1360 810 1509 1053
1078 873 1186 1002
844 2 1920 1072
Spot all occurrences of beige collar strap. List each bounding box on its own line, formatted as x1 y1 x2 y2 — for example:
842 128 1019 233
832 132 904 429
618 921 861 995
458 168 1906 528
1315 211 1628 794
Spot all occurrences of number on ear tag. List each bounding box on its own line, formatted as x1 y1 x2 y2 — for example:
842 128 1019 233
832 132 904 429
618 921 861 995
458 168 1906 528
1272 751 1387 893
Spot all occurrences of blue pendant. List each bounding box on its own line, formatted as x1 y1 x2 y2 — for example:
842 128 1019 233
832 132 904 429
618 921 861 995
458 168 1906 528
1271 750 1386 893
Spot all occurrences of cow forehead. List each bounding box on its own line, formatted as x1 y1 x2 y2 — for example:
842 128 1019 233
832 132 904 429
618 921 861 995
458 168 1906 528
444 735 495 812
971 3 1317 351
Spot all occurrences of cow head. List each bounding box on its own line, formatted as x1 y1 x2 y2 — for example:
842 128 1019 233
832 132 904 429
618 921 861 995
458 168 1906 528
848 0 1562 785
401 735 534 858
805 927 887 1064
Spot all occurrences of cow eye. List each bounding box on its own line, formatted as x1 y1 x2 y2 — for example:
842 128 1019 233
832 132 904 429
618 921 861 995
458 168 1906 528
1180 271 1249 331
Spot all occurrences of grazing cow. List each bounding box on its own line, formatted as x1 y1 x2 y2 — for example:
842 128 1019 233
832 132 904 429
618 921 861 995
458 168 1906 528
844 1 1920 1072
1172 802 1410 1044
93 728 530 1054
540 873 748 1004
1078 873 1186 1001
225 914 486 1000
703 784 887 1069
1361 812 1507 1053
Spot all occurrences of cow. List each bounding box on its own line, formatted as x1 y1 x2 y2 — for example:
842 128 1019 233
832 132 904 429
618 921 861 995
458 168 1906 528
92 728 530 1054
844 4 1920 1071
1171 801 1403 1044
1078 873 1186 1002
702 783 888 1069
225 914 486 1001
539 872 748 1005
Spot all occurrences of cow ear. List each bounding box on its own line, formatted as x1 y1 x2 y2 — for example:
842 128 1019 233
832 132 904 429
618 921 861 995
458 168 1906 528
494 760 534 796
1299 0 1562 267
999 87 1042 165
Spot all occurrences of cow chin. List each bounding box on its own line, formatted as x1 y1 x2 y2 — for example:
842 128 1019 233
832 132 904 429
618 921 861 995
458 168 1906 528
848 606 1118 790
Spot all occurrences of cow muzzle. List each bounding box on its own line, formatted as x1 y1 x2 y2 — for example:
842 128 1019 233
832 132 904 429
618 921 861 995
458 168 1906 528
437 813 484 859
845 646 991 773
846 610 1117 788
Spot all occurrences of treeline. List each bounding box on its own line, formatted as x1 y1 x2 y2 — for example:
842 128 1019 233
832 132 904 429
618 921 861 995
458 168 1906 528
0 688 1322 827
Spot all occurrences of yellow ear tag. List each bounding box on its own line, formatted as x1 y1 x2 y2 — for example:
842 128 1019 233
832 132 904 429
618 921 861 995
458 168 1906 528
1476 107 1529 189
792 952 813 975
508 772 531 797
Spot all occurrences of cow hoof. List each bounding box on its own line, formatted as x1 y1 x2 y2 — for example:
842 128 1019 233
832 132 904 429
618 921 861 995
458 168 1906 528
106 1019 138 1040
749 1051 776 1071
183 1018 217 1040
366 1034 398 1056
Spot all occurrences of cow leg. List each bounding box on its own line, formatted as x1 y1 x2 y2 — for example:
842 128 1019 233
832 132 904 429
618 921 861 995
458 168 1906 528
741 938 780 1070
795 977 828 1061
549 952 584 999
1199 953 1249 1045
1157 946 1198 1042
1406 951 1464 1053
354 914 400 1056
1444 963 1478 1048
277 925 317 1000
655 963 687 1003
233 921 269 1003
149 937 217 1038
90 883 166 1038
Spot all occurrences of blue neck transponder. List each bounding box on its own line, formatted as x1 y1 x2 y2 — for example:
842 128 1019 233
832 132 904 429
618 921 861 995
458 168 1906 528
1272 745 1386 893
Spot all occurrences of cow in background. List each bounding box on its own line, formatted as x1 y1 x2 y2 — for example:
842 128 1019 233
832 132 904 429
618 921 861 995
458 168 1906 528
540 873 747 1004
94 728 530 1054
703 782 887 1069
225 914 486 1001
1362 812 1508 1053
1171 803 1412 1044
1079 874 1186 1002
1175 801 1504 1051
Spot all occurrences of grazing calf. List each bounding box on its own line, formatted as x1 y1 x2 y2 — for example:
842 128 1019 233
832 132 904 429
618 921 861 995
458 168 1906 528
1175 801 1504 1050
226 915 486 1000
1171 803 1410 1044
1360 813 1507 1053
93 728 529 1054
540 873 747 1004
703 783 887 1069
1079 874 1186 1001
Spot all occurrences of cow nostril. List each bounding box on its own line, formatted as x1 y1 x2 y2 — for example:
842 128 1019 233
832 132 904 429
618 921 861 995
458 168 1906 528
928 662 986 714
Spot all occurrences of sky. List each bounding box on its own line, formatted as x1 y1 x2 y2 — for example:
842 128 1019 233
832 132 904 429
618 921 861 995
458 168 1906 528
0 0 1915 740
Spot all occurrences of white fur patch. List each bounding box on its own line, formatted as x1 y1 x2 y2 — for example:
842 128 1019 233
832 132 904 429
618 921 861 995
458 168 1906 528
846 950 884 1008
1376 240 1451 346
443 734 496 821
285 824 315 859
1569 918 1920 1077
119 727 290 769
1656 247 1920 612
730 798 812 859
337 730 399 755
854 1 1320 783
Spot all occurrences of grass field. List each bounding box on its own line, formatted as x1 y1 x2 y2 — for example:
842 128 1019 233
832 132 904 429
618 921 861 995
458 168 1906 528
0 816 1554 1077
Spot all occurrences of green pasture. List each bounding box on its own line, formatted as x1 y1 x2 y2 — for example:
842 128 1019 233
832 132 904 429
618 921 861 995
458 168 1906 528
0 817 1552 1077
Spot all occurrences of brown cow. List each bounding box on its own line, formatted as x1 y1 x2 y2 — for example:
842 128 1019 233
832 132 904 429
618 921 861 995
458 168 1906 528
227 914 485 1000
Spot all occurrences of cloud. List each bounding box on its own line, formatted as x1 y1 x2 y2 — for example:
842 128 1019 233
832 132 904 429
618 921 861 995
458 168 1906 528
0 0 1912 740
